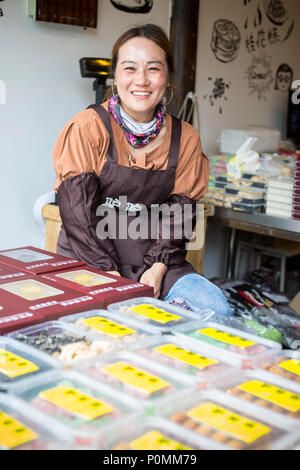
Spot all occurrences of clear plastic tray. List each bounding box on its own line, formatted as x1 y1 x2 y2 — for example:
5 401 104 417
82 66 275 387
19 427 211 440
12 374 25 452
76 350 195 409
155 389 294 450
0 392 72 450
101 415 229 450
107 297 203 333
225 184 265 199
128 334 242 390
14 369 140 449
0 336 61 393
173 320 282 368
259 350 300 386
58 310 157 349
218 369 300 424
224 202 263 213
8 321 114 367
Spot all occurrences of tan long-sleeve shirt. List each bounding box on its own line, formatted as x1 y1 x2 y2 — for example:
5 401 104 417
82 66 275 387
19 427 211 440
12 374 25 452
53 101 209 200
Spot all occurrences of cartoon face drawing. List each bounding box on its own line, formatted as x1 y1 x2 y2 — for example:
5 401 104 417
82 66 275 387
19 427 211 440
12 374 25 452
275 64 293 92
263 0 289 26
110 0 153 14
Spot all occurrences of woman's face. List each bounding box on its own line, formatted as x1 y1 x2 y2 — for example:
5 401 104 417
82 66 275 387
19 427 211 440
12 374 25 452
114 36 169 122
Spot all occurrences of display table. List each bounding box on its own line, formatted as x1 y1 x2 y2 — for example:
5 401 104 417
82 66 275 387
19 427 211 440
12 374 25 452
42 203 214 275
209 206 300 278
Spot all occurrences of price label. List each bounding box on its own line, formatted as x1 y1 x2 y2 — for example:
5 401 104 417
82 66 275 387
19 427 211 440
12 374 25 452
130 431 191 450
39 385 114 421
238 380 300 412
197 328 256 348
0 409 37 449
154 344 219 370
83 317 136 337
101 362 170 394
278 359 300 377
187 402 270 444
131 304 182 324
0 349 39 378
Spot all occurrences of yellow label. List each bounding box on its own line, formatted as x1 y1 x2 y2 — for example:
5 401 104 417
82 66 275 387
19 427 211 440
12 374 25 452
39 385 114 421
83 317 136 337
154 344 219 370
130 431 191 450
0 349 39 378
238 380 300 413
131 304 182 324
101 362 170 394
197 328 256 348
187 402 270 444
278 359 300 377
0 409 37 449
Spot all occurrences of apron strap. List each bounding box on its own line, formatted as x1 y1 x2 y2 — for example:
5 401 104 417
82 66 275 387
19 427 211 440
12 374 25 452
167 116 182 170
87 104 117 163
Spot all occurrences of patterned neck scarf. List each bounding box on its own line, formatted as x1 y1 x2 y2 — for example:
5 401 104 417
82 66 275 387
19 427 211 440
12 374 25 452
108 94 165 148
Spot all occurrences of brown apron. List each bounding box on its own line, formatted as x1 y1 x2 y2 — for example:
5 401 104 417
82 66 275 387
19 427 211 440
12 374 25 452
57 105 196 299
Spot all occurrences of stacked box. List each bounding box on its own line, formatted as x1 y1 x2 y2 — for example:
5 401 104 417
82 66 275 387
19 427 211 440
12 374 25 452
292 156 300 220
0 276 99 334
266 177 294 218
41 266 154 308
0 246 86 275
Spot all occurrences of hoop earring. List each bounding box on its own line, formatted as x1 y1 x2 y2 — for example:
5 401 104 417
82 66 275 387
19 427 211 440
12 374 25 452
165 86 174 106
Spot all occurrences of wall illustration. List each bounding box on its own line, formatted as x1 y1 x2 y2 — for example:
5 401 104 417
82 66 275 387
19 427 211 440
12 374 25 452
0 0 4 18
243 0 294 52
110 0 153 14
274 63 293 92
211 20 241 63
245 53 274 101
203 77 231 114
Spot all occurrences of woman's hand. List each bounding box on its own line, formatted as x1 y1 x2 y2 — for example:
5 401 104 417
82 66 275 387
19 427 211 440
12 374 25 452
107 271 121 277
139 263 168 299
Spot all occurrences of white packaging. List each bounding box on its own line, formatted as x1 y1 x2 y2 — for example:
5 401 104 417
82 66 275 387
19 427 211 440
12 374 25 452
220 126 281 154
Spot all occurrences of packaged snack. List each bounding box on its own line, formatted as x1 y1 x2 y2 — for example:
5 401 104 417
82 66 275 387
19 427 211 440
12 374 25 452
173 320 282 368
8 321 113 367
129 335 242 389
107 297 202 334
15 370 140 449
159 389 293 450
0 392 71 449
0 336 60 393
260 351 300 385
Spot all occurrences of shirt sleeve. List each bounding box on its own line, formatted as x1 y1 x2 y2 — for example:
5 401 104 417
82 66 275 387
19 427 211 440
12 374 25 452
170 130 209 200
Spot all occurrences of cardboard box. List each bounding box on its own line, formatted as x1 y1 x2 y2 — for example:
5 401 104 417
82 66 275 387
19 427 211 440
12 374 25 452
41 266 154 308
290 290 300 316
0 246 85 275
0 276 100 333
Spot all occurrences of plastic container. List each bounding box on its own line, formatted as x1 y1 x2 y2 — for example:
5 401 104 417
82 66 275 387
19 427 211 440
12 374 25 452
0 393 72 450
268 177 294 191
107 297 203 334
14 369 140 449
8 321 114 367
224 202 263 213
220 369 300 424
58 310 157 349
225 184 265 199
77 350 195 410
102 415 229 450
173 320 282 368
259 350 300 386
128 335 242 390
155 389 294 450
0 336 61 393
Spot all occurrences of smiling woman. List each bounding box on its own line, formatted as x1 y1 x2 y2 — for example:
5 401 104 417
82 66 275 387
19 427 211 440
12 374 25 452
52 24 232 315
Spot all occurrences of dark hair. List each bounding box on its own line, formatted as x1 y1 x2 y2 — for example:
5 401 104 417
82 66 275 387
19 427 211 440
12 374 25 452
104 24 174 101
275 63 293 90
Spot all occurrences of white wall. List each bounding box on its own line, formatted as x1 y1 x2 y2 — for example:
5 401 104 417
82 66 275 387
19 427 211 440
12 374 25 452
195 0 300 278
0 0 171 250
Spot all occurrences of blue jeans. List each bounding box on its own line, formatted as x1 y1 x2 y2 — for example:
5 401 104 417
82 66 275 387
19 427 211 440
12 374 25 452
164 273 233 316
